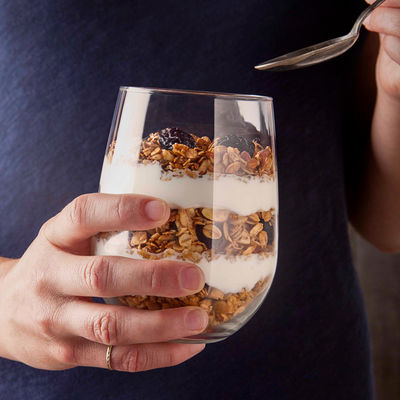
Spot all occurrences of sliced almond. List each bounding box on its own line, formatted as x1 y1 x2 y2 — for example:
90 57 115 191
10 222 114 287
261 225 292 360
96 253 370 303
198 159 210 174
250 223 263 237
203 224 222 240
179 209 191 227
185 148 198 159
229 216 248 225
158 233 175 242
248 213 260 223
201 136 211 145
247 158 259 169
258 230 268 248
240 151 251 161
130 232 147 246
238 230 251 245
222 152 230 167
223 222 232 242
227 147 241 161
150 232 161 241
150 147 161 156
208 287 224 300
242 245 257 255
161 149 174 161
225 161 241 174
199 299 212 311
201 208 213 220
212 209 230 222
261 210 273 222
214 301 232 314
178 233 192 248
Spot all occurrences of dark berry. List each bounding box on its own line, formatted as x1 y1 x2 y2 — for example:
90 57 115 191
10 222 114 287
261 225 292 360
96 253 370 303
195 225 212 249
217 135 257 155
261 220 274 245
158 127 196 150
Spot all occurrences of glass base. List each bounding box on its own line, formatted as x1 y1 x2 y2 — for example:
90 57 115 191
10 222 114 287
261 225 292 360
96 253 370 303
173 336 228 344
173 289 268 344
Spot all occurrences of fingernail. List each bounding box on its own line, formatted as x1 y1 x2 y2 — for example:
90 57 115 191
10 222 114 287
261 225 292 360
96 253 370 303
181 266 203 290
185 310 208 331
144 200 167 221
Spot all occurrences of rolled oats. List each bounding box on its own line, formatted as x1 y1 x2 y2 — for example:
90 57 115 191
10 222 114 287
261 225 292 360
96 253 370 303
119 276 271 329
128 131 275 179
104 129 277 332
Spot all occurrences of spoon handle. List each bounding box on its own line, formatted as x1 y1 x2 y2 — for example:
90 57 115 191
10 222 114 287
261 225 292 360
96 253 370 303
351 0 387 35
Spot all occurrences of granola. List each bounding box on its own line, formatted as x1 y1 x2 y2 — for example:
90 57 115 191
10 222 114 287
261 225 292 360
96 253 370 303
108 131 275 178
126 207 275 263
119 277 271 329
102 128 277 331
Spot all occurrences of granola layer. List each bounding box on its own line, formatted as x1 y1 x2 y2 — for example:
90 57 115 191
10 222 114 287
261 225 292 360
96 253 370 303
108 131 275 179
119 277 271 329
128 207 275 263
99 129 277 330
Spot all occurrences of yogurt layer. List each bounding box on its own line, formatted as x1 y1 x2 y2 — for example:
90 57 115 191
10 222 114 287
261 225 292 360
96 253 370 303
93 231 277 293
100 158 278 215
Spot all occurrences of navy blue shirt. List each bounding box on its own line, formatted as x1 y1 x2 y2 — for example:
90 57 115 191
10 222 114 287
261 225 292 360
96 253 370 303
0 0 373 398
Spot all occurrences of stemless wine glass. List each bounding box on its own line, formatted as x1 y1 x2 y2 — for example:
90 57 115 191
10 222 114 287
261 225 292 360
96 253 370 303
93 87 278 343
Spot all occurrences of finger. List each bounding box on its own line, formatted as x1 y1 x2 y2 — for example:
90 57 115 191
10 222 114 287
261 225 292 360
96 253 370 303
382 33 400 63
69 340 205 372
48 250 205 298
365 0 400 7
60 301 209 345
42 193 170 250
364 8 400 38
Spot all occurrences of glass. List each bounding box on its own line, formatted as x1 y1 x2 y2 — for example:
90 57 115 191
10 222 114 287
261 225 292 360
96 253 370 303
93 87 278 343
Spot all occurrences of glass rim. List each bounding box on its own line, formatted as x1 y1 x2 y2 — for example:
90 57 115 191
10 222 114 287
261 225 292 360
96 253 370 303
119 86 273 102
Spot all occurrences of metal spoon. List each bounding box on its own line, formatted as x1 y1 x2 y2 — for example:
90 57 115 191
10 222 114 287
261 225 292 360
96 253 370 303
254 0 386 71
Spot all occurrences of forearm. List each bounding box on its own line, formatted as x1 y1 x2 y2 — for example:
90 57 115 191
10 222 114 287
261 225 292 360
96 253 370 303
351 90 400 253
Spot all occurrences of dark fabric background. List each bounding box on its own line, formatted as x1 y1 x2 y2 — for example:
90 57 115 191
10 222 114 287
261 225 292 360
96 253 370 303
0 1 374 399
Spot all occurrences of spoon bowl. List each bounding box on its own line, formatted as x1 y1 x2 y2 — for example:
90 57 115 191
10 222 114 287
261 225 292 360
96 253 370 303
255 0 386 71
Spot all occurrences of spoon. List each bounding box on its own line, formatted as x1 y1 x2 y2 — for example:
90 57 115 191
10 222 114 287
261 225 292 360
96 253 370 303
254 0 386 71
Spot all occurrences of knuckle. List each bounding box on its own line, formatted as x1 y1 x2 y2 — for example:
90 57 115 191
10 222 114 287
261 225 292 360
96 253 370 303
114 196 128 221
32 269 50 297
35 308 57 339
143 262 162 293
81 256 111 295
38 219 52 241
120 347 147 373
67 194 90 227
53 343 76 365
90 311 119 345
165 349 180 367
36 315 54 338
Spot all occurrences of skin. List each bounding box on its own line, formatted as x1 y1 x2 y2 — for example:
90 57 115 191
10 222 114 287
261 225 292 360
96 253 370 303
0 194 208 371
349 0 400 252
0 0 399 372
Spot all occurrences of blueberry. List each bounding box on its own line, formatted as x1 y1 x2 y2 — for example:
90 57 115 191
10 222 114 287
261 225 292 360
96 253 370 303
158 127 196 150
217 135 258 155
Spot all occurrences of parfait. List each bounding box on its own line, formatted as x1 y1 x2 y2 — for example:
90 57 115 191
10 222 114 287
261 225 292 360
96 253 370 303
93 87 278 342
